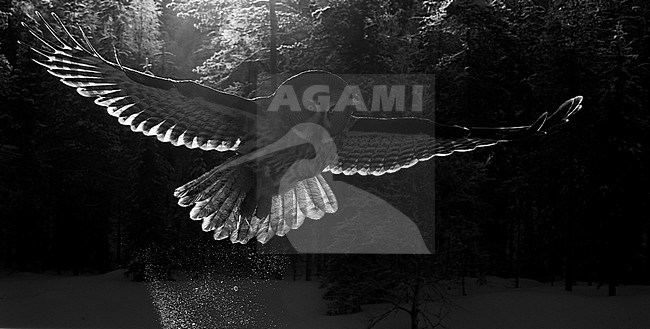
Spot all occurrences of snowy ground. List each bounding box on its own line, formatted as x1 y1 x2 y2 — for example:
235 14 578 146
1 271 649 329
0 270 158 329
445 277 650 329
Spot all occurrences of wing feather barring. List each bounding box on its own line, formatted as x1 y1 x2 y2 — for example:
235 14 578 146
22 12 583 244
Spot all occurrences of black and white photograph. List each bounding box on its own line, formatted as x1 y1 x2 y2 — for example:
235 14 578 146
0 0 648 328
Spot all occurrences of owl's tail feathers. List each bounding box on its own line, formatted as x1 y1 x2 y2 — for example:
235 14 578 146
227 174 339 244
174 167 338 244
255 175 338 242
174 164 255 243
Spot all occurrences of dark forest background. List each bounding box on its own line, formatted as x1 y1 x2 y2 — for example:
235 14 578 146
1 0 649 325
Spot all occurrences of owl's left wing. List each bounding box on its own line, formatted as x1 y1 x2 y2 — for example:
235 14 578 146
20 12 259 151
326 96 583 176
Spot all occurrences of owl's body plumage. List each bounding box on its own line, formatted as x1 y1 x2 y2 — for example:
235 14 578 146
22 13 583 244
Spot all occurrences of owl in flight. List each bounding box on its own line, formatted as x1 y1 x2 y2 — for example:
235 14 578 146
22 13 583 244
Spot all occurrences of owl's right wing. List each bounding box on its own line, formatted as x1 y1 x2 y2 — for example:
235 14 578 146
21 12 260 151
327 96 583 176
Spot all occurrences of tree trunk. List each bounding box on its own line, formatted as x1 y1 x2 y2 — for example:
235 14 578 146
606 214 618 297
117 203 122 265
305 254 312 281
514 213 522 288
564 218 574 292
411 282 420 329
268 0 278 89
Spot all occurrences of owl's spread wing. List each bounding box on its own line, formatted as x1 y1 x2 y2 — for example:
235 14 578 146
21 12 258 151
327 96 583 176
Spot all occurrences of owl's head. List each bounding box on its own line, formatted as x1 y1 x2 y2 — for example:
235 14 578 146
269 70 357 138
